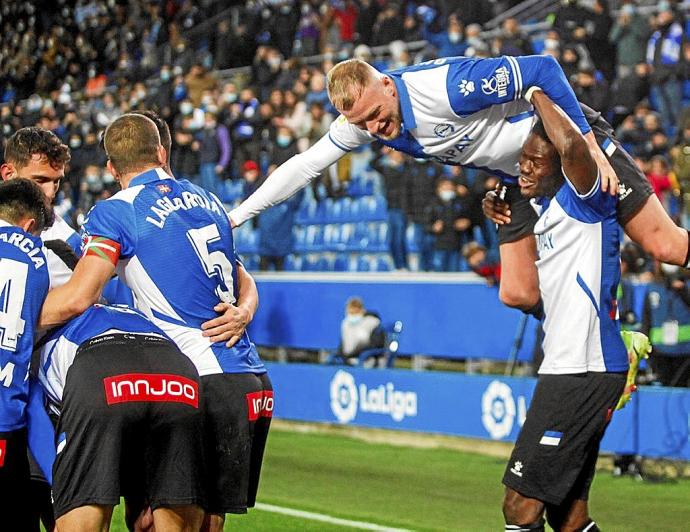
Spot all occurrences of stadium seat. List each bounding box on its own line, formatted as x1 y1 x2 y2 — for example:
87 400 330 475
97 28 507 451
334 253 349 272
357 255 373 271
375 255 393 272
284 254 301 271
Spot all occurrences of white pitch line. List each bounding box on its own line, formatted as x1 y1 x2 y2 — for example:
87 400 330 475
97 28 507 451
255 503 413 531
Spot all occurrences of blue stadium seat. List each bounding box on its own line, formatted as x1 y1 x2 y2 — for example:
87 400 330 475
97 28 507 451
357 255 373 271
296 198 317 225
334 253 349 271
406 224 421 253
284 254 301 271
293 226 306 252
376 255 393 272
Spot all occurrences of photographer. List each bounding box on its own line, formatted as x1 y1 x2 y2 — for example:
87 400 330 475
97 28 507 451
642 262 690 387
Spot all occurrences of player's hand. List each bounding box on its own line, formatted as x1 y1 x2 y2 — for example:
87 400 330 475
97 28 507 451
482 185 511 225
201 302 252 347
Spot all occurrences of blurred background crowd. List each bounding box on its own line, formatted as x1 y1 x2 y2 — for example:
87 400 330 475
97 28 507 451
0 0 689 279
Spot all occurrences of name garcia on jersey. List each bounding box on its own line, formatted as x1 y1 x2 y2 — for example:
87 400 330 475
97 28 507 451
146 190 222 229
0 231 45 269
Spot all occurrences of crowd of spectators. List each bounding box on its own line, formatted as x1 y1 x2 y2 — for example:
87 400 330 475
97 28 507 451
2 0 690 276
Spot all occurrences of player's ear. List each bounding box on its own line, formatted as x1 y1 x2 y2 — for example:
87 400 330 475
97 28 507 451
382 76 396 97
0 162 16 181
156 144 167 167
20 216 36 234
106 160 120 183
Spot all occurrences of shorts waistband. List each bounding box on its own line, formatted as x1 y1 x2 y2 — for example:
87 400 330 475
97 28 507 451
79 332 170 353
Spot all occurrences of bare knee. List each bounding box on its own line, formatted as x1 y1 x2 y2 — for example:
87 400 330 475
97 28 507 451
502 488 544 526
153 504 204 532
201 513 225 532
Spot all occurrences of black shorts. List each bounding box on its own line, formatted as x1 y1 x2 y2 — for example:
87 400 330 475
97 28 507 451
52 334 206 519
502 372 626 506
0 428 33 528
201 372 273 514
497 105 654 245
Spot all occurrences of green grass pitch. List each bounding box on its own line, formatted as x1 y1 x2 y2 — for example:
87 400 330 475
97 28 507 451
97 426 690 531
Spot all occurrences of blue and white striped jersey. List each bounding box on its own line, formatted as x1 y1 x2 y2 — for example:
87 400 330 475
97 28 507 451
230 55 594 225
533 174 628 374
41 214 82 289
81 168 264 377
0 221 49 431
328 55 590 181
38 305 169 414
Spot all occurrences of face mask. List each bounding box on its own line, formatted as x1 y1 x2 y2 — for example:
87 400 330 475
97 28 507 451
660 263 680 275
448 32 461 43
276 135 291 147
180 102 193 115
224 92 237 103
543 38 559 50
205 121 216 129
86 172 99 184
346 314 363 324
201 95 213 106
280 5 291 14
268 57 281 68
160 70 170 82
439 190 456 202
69 139 82 149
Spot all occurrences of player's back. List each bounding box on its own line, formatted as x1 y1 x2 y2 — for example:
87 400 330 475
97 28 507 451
82 168 263 376
0 222 49 431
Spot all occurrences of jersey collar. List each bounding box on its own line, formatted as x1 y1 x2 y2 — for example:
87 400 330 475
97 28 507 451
387 73 417 131
129 167 172 187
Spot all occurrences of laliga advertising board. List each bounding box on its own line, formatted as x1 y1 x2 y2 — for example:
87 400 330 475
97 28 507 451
266 363 690 461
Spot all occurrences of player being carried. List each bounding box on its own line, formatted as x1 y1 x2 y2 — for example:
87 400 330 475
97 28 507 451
229 55 688 313
500 87 631 532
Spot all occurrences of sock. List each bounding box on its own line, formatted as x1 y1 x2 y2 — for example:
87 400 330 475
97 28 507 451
505 518 545 532
578 520 600 532
523 299 544 321
685 230 690 268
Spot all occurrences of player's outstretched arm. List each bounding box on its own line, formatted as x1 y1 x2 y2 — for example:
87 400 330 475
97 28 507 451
38 254 114 328
530 90 598 195
229 133 346 227
201 261 258 347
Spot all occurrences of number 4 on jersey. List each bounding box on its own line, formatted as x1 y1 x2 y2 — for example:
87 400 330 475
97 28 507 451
187 224 236 304
0 258 28 352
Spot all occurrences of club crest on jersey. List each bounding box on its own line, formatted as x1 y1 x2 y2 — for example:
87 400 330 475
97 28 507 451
434 123 455 138
481 66 511 98
157 183 172 194
458 79 475 96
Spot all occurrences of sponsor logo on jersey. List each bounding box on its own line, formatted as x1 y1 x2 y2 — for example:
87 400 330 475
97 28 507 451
481 66 511 98
539 431 562 446
104 373 199 408
433 123 456 138
458 79 475 96
618 182 633 201
0 439 5 467
329 370 417 424
246 390 274 421
157 183 172 194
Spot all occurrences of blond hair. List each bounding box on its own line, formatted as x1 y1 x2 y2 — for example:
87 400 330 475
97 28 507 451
104 114 161 175
327 59 377 111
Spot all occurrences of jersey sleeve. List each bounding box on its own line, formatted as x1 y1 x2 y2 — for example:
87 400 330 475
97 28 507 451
559 169 616 221
328 114 375 152
81 199 137 259
446 55 590 135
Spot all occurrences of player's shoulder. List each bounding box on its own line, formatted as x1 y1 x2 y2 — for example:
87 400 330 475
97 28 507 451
0 222 48 271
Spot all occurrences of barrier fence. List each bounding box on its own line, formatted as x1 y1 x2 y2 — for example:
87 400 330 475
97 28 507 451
266 362 690 461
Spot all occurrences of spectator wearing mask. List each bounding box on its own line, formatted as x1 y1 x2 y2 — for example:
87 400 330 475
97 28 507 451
269 126 298 168
371 148 410 270
425 177 472 272
609 2 651 79
423 14 468 58
172 114 200 183
334 297 384 363
642 263 690 387
229 88 261 168
647 2 686 133
196 111 231 194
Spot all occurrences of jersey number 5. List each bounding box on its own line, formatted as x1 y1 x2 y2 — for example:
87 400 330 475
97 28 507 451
0 258 28 352
187 224 235 304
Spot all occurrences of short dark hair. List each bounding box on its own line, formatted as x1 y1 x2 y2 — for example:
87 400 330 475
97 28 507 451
0 178 53 232
103 114 161 175
530 119 549 143
130 110 172 155
4 127 71 170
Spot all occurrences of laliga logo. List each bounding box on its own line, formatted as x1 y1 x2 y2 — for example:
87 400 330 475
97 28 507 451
329 370 418 424
481 380 526 440
330 370 358 423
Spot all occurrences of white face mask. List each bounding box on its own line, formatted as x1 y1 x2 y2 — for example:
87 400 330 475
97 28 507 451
448 32 461 43
346 314 363 325
660 263 680 275
180 102 193 115
439 190 456 202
